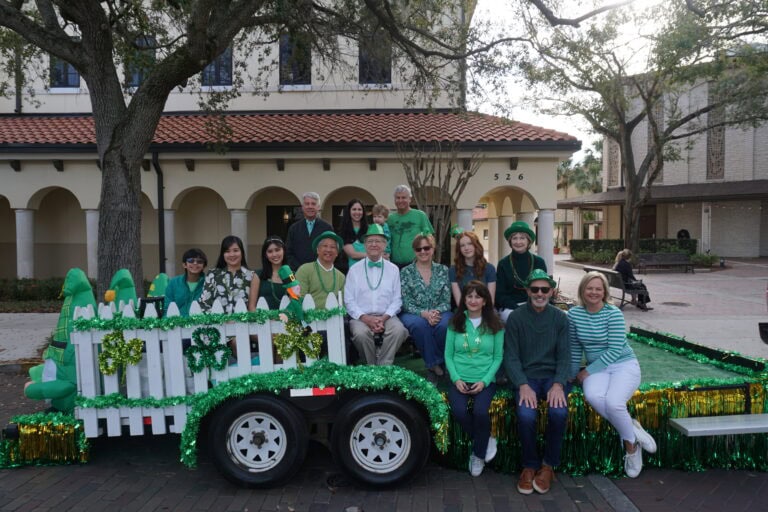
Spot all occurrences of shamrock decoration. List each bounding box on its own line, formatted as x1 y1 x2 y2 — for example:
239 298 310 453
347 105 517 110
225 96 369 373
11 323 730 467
273 320 323 370
186 326 231 374
98 330 143 384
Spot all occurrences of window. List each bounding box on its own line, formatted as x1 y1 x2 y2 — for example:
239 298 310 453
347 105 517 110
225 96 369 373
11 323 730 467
202 47 233 87
279 33 311 86
359 31 392 85
50 56 79 88
126 35 156 88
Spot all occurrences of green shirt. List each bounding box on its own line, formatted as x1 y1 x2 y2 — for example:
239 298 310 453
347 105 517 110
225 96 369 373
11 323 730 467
399 262 451 314
387 209 434 265
295 261 346 310
445 319 504 386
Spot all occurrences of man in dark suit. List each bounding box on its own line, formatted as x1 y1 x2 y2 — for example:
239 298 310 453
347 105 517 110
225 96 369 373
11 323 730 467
286 192 333 270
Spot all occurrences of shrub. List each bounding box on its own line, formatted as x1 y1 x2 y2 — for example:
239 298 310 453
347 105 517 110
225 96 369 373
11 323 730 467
690 253 719 267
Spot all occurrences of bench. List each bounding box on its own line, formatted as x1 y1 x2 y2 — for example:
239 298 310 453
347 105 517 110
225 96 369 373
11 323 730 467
582 265 639 310
669 413 768 437
637 252 694 274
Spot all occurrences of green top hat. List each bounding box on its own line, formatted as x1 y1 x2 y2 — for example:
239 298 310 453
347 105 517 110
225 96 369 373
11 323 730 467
311 230 344 252
278 265 299 289
363 223 390 241
503 221 536 243
525 268 556 288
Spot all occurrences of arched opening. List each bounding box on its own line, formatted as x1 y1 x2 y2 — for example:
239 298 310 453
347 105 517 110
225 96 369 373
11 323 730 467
0 196 15 279
34 188 85 277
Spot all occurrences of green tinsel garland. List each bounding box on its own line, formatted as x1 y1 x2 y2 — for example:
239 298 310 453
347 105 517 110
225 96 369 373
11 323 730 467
98 330 143 384
186 326 231 374
75 392 192 409
0 412 89 469
72 306 346 332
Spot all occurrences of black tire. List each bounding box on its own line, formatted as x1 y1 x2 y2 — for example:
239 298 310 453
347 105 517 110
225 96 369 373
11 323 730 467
331 393 431 487
208 395 308 488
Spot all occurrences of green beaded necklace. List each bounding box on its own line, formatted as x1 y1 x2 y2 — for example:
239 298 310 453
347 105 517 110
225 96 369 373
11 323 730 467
313 261 337 293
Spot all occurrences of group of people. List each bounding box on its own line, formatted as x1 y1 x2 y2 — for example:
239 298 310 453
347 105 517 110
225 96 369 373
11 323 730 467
162 184 656 492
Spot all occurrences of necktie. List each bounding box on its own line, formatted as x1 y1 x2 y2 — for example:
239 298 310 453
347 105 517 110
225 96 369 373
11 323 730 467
367 260 383 268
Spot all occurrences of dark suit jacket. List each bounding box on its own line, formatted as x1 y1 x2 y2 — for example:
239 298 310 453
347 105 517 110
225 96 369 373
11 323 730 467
286 217 333 270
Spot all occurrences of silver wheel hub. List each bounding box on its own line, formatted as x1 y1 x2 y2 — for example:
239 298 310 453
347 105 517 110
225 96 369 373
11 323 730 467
349 412 411 474
226 412 287 472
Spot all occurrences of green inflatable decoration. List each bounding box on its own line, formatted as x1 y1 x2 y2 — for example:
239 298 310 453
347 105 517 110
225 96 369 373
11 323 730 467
24 268 97 413
104 268 137 309
147 273 168 298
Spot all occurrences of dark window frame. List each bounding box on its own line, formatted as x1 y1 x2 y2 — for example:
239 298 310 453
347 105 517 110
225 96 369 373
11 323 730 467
279 33 312 86
358 32 392 85
126 35 157 88
50 56 80 88
202 47 233 87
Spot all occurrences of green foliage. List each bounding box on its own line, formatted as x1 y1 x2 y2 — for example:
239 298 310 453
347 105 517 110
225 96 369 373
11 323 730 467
0 278 95 301
571 250 615 264
569 239 698 261
690 253 719 267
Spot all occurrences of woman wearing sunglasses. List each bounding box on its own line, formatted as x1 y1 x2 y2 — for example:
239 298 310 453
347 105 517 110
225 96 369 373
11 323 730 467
164 248 208 317
399 234 452 381
248 236 288 311
568 272 656 479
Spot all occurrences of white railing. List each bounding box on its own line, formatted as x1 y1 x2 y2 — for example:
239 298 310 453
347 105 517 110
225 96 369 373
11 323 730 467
71 293 346 438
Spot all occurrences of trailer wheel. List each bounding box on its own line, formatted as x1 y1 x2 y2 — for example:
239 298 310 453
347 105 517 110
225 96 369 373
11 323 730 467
208 395 307 487
331 394 430 487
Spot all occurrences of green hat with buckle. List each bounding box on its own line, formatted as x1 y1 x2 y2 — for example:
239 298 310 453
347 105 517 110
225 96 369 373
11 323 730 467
362 223 390 241
311 231 343 252
503 221 535 244
278 265 300 290
525 268 556 288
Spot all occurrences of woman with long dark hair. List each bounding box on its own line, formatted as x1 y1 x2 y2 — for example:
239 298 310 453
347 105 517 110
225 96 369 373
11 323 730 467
199 235 253 313
338 198 369 269
248 236 287 310
445 280 505 477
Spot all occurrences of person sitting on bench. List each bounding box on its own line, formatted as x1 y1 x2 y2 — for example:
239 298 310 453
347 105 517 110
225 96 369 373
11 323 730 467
613 249 652 311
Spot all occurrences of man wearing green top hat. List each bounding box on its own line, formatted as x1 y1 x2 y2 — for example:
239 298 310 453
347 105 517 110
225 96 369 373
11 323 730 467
503 268 570 496
295 231 346 310
344 223 408 365
496 221 547 322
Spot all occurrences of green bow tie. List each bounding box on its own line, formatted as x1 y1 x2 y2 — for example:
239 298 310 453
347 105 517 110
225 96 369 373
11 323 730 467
367 260 383 268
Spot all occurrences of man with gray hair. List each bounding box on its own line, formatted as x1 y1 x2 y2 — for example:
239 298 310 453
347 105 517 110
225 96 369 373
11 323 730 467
286 192 333 270
387 184 434 269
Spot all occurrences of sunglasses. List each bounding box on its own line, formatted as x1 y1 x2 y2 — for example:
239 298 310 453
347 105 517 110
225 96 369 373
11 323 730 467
414 246 433 253
185 258 205 265
529 286 551 294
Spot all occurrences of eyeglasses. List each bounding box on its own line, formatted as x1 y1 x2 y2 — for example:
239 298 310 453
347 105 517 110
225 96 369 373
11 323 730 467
529 286 551 294
414 246 433 253
185 258 205 265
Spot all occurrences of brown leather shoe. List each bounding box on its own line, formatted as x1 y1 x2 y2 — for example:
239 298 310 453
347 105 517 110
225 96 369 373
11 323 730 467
533 465 554 494
517 467 536 495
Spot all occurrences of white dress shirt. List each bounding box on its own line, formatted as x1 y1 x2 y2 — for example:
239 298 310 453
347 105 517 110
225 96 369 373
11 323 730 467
344 257 402 319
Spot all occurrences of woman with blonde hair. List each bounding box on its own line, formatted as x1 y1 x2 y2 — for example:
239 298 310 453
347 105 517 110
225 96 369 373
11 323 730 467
613 249 652 311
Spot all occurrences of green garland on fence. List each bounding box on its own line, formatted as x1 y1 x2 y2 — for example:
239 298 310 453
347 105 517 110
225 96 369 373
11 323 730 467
72 306 346 332
75 393 193 409
186 326 231 374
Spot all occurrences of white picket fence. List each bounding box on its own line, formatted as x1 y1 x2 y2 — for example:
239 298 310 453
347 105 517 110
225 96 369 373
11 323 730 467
71 293 346 439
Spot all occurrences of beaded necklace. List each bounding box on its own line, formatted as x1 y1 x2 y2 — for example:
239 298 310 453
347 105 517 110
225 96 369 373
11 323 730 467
509 252 534 290
364 258 385 291
313 261 337 293
462 315 483 356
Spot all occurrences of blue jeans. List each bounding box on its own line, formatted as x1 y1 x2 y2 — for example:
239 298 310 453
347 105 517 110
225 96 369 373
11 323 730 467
400 312 452 368
516 377 570 469
448 383 496 459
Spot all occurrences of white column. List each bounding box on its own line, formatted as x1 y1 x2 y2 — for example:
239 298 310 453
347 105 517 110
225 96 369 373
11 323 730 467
498 215 515 259
15 209 34 278
572 207 583 241
538 208 555 272
164 210 176 277
457 208 473 233
701 202 712 254
85 209 99 279
516 211 536 226
488 217 499 263
230 209 248 249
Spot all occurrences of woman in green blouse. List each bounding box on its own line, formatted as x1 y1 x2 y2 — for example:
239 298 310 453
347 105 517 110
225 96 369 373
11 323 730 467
445 280 505 477
399 234 453 380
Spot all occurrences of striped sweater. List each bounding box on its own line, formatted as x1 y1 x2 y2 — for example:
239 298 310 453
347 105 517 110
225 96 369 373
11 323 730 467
567 304 636 377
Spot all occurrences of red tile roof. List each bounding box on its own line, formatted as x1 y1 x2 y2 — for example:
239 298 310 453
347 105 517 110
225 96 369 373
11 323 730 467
0 111 578 148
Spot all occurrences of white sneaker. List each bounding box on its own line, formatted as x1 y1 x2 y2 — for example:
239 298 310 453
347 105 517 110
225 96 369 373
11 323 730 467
485 436 497 463
469 454 485 477
632 419 657 454
624 445 643 478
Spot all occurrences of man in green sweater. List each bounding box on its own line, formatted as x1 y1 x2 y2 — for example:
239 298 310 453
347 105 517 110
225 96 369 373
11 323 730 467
503 269 570 496
295 231 346 310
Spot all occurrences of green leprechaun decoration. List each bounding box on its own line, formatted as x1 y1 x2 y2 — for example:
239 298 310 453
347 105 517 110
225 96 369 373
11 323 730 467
275 265 322 368
104 268 138 310
24 268 97 413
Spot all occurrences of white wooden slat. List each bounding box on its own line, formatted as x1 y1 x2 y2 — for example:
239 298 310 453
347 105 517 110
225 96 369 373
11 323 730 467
131 306 166 435
302 295 318 366
163 303 187 433
101 370 121 437
232 299 251 377
325 292 346 365
254 299 274 373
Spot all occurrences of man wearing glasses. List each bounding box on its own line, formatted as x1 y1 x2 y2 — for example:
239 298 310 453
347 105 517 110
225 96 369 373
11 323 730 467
344 224 408 365
503 269 570 496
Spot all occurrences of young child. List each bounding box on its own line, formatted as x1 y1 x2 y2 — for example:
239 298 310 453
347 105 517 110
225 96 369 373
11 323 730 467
371 204 392 259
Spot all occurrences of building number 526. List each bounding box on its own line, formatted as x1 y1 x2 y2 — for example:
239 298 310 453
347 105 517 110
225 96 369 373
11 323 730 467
493 173 524 181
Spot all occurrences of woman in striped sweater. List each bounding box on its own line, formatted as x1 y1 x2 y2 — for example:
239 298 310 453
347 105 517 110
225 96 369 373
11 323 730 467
567 272 657 478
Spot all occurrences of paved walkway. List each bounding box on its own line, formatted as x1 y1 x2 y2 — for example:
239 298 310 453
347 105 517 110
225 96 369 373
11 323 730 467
1 257 767 511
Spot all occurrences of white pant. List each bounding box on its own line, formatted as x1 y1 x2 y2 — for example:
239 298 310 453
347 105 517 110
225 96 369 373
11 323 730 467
582 358 641 444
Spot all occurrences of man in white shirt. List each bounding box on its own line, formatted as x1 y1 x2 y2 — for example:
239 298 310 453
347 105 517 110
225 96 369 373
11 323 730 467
344 224 408 365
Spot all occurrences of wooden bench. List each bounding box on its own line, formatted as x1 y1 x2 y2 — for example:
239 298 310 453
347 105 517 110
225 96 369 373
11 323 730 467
637 252 694 274
582 265 639 310
669 414 768 437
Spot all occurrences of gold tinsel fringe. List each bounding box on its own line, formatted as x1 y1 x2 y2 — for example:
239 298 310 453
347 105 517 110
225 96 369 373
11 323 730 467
18 422 85 464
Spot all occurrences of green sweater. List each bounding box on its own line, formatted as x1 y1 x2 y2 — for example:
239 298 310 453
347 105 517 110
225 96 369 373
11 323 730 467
503 302 570 387
495 251 546 310
445 320 504 387
295 261 345 310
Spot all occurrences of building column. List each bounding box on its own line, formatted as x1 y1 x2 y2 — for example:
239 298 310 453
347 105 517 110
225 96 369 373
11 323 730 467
516 211 536 226
230 209 248 249
538 209 555 272
85 209 99 280
15 209 34 279
457 208 473 234
488 217 499 263
572 207 583 241
498 215 515 259
701 202 712 254
164 210 176 277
